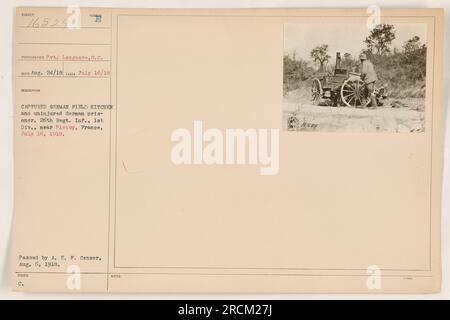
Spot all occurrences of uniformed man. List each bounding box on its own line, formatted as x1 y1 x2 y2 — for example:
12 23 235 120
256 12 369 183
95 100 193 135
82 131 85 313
358 53 378 108
324 60 334 75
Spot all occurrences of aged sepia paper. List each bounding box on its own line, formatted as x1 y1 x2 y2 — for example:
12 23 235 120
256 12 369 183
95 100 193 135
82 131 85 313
12 7 444 293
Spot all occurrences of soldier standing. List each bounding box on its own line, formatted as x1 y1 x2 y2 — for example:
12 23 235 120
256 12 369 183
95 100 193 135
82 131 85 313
358 53 378 108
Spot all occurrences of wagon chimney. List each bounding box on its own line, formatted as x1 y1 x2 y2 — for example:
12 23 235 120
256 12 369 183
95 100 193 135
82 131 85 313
335 52 341 71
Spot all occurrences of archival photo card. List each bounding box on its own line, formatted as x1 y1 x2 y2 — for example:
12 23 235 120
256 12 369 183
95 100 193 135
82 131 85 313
12 8 444 293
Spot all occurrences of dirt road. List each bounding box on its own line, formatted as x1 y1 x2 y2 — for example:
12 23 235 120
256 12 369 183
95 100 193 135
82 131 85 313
283 88 426 132
283 103 425 132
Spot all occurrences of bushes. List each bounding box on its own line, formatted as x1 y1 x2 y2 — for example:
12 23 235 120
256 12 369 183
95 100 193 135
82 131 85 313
369 44 427 98
283 54 314 93
283 43 427 99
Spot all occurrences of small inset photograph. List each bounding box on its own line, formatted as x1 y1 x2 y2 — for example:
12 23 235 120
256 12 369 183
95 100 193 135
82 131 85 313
283 23 427 132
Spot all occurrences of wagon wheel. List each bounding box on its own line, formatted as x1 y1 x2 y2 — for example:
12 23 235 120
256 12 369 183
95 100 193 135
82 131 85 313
340 78 370 108
311 78 322 104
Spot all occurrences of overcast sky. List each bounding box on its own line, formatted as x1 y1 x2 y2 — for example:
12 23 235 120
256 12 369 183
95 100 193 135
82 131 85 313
284 23 427 62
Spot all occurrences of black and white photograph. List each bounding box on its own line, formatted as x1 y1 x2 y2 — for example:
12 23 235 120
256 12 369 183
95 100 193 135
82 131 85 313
283 22 428 132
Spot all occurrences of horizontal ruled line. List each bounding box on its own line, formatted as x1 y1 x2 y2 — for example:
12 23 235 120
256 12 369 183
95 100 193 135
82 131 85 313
18 26 111 29
14 271 434 278
18 75 110 79
18 42 111 45
18 59 111 62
